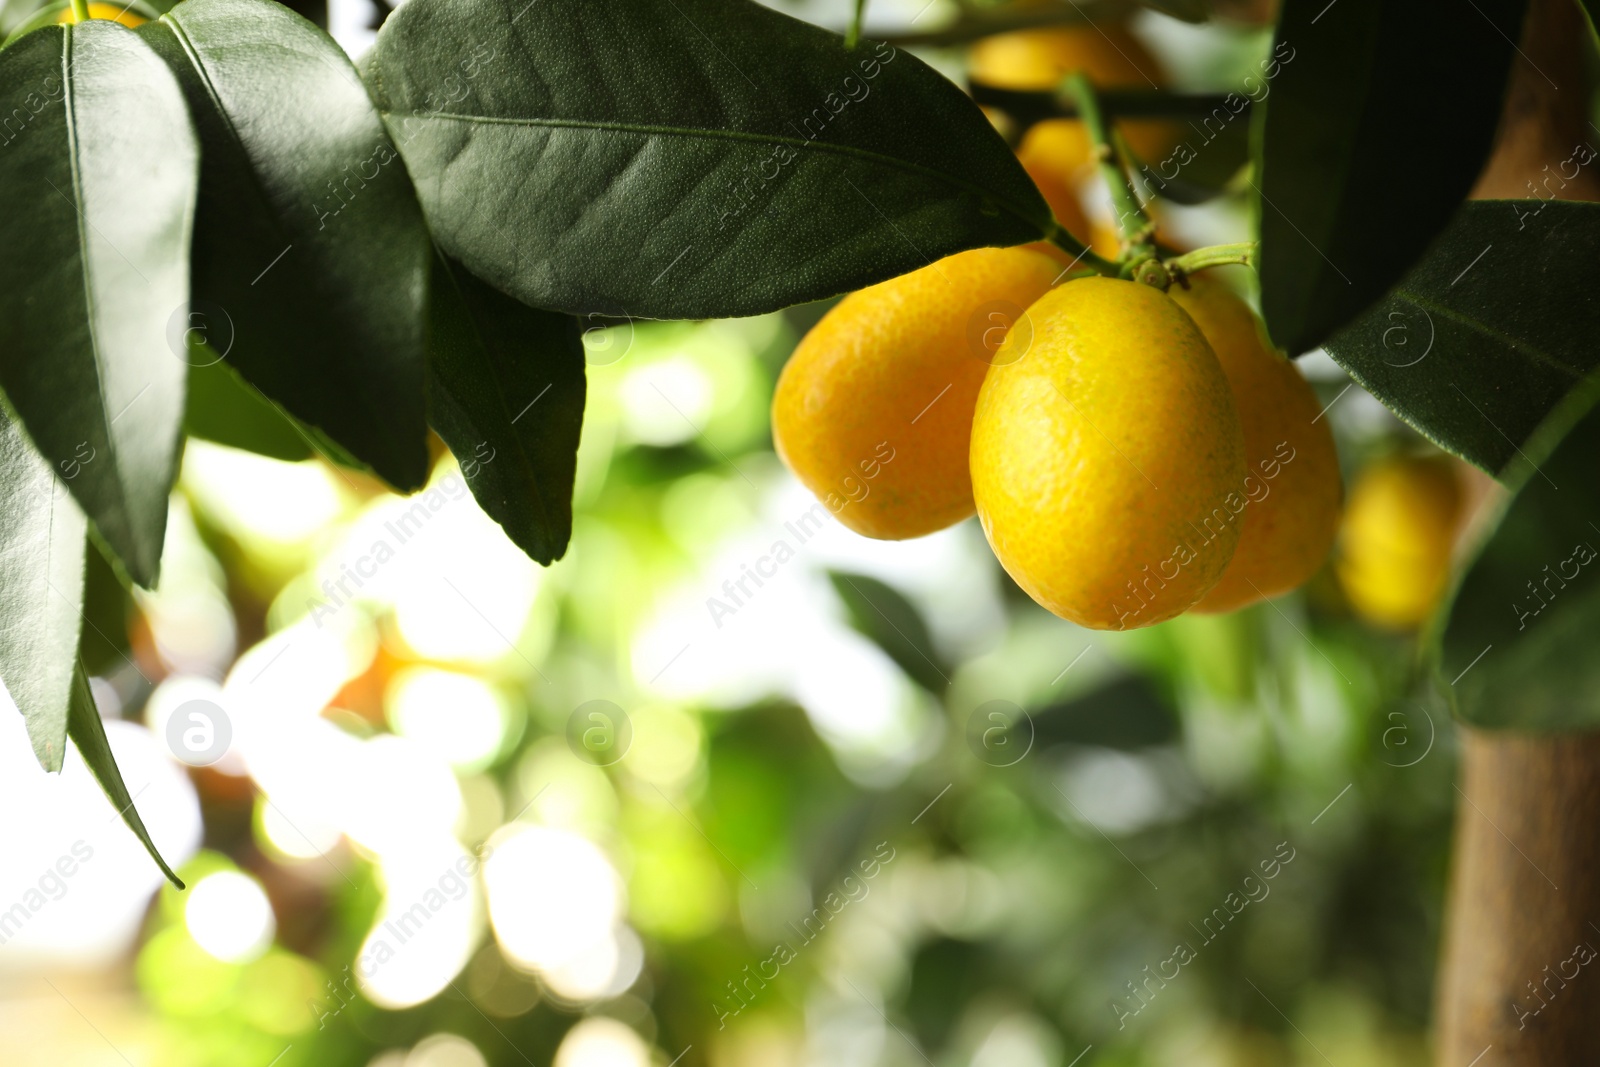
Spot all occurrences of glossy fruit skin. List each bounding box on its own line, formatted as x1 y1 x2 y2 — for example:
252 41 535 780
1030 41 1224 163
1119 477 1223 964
1336 454 1463 629
971 24 1181 200
56 2 147 25
1170 276 1343 613
773 246 1062 540
971 277 1246 629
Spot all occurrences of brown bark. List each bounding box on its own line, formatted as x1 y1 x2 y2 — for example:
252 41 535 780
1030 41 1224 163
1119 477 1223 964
1436 2 1600 1063
1435 730 1600 1064
1469 0 1600 202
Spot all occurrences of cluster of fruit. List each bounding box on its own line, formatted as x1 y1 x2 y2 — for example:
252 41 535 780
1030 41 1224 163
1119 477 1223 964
774 16 1479 634
772 243 1340 630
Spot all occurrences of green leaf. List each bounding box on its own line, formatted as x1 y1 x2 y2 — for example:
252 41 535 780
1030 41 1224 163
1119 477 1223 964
141 0 430 491
66 656 184 887
1146 113 1247 206
0 22 196 587
826 571 948 693
1436 372 1600 732
1034 675 1178 751
367 0 1051 320
1256 0 1525 354
0 411 88 773
1322 200 1599 474
184 353 314 463
427 255 587 565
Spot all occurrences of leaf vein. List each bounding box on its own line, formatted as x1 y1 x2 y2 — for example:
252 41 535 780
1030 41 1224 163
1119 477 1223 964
382 109 1048 234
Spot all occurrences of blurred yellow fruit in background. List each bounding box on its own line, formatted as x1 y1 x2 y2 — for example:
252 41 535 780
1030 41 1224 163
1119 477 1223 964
971 22 1182 229
56 1 146 25
970 277 1245 629
1336 454 1464 628
1170 276 1342 613
773 246 1061 540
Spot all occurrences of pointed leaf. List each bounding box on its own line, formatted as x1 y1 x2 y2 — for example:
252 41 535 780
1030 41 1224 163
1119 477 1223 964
367 0 1051 320
427 255 586 565
141 0 430 491
1256 0 1524 354
0 411 88 772
184 354 314 463
67 657 184 887
0 22 196 587
1322 200 1600 474
1436 373 1600 732
826 571 948 693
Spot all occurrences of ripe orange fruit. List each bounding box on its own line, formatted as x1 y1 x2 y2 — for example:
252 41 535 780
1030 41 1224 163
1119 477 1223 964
773 246 1062 540
971 23 1181 218
56 1 147 25
1336 454 1464 629
970 277 1246 629
1168 276 1342 613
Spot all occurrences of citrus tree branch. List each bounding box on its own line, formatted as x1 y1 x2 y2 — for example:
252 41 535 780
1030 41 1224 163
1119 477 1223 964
1061 73 1151 249
970 84 1248 128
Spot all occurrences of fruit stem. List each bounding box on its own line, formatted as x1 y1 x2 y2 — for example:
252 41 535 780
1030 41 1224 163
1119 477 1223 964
1043 222 1121 276
69 0 91 20
1060 72 1152 253
1165 242 1258 280
846 0 867 47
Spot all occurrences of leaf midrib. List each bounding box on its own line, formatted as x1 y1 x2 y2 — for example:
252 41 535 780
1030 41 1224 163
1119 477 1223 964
59 28 125 539
1396 288 1586 380
384 109 1049 236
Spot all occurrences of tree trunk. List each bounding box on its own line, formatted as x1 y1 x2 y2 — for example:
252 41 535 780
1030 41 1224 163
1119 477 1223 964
1435 730 1600 1063
1436 3 1600 1062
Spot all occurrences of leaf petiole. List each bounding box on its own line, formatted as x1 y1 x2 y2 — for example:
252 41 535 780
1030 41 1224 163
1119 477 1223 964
1166 242 1258 279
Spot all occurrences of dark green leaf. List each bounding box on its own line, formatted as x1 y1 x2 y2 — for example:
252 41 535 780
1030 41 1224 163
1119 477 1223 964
67 657 184 887
1034 675 1179 751
367 0 1050 320
1256 0 1524 354
428 255 587 565
0 411 87 772
1436 373 1600 732
0 22 196 587
1322 200 1599 474
1144 111 1247 205
79 540 134 678
141 0 430 491
184 353 314 463
827 571 948 693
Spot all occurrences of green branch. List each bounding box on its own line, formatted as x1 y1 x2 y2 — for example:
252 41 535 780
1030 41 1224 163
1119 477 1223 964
969 84 1249 127
1060 73 1151 250
846 0 868 48
70 0 92 21
1044 222 1121 277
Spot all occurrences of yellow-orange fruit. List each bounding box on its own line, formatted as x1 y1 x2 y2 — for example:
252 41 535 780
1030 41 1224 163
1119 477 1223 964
1169 276 1343 613
772 246 1062 540
970 277 1246 629
1336 455 1464 629
56 2 146 25
971 24 1182 187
